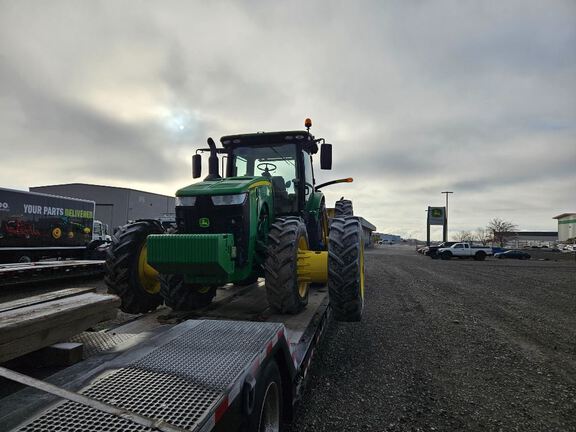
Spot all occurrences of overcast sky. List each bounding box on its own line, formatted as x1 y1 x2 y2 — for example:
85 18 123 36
1 1 574 239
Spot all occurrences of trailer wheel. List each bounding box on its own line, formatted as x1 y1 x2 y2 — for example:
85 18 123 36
264 217 309 314
159 274 216 311
247 360 282 432
105 220 164 314
328 217 365 322
334 198 353 217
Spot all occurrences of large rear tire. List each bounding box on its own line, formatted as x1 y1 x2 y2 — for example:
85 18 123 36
160 274 216 311
264 217 309 314
104 220 164 314
334 199 353 217
328 217 365 322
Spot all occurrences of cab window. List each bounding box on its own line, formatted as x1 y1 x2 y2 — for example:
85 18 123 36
230 144 298 214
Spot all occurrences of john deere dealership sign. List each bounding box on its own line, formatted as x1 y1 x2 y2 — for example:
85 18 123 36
428 207 445 225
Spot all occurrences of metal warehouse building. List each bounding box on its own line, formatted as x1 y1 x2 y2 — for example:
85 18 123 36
553 213 576 242
30 183 175 232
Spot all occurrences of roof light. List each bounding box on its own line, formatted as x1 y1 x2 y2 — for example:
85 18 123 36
304 118 312 128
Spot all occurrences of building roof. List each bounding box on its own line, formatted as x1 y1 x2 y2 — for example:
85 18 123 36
513 231 558 237
357 217 377 232
31 183 174 199
553 213 576 219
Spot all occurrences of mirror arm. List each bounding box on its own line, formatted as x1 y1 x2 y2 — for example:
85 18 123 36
315 178 353 191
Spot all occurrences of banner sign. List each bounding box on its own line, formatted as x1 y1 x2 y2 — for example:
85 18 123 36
428 206 445 226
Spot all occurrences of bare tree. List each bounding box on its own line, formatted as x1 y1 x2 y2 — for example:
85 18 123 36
452 230 474 242
487 218 517 247
474 227 492 245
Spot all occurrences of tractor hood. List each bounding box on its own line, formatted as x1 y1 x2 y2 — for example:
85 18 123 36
176 177 271 196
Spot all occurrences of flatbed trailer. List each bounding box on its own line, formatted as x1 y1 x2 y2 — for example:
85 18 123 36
0 282 331 432
0 260 104 287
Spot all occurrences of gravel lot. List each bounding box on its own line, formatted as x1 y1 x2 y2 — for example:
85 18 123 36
288 246 576 432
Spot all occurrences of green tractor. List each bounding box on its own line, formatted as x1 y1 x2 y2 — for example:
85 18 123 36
105 120 365 321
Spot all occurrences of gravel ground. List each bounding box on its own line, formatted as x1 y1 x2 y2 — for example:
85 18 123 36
288 246 576 432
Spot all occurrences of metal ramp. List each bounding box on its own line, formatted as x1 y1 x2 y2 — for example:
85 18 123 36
11 320 286 432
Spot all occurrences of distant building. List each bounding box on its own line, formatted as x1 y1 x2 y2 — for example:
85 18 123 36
503 231 558 248
30 183 175 231
375 233 402 243
358 218 377 248
553 213 576 242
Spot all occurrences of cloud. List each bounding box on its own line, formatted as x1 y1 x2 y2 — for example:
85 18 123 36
0 0 574 238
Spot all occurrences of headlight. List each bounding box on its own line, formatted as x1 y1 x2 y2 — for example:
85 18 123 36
175 196 196 206
211 193 247 206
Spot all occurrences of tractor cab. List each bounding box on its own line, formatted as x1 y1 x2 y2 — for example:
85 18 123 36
220 131 323 216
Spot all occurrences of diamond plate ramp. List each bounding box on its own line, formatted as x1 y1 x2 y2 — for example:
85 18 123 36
13 320 283 432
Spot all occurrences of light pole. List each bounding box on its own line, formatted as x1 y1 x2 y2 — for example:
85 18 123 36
441 191 453 242
425 209 429 246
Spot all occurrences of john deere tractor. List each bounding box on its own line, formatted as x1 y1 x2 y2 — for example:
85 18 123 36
105 120 365 321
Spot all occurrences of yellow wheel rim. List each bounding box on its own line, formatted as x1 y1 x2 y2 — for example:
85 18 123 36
138 243 160 294
52 227 62 239
197 285 211 294
297 235 310 298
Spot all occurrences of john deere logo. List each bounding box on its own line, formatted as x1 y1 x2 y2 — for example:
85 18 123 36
199 218 210 228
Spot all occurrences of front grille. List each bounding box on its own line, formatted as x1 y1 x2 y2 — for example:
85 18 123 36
176 196 250 265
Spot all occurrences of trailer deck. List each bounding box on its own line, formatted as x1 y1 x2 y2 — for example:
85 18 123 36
0 260 104 287
0 283 330 432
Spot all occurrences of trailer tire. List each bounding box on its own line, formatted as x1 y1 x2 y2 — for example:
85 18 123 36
160 274 216 311
328 217 365 322
264 218 309 314
247 360 282 432
105 220 164 314
334 199 353 217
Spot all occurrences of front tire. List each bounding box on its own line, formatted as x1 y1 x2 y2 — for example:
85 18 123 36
264 218 309 314
440 251 452 260
160 274 216 311
328 217 365 322
104 220 164 314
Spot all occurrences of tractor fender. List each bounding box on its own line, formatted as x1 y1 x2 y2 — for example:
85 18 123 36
253 183 275 222
305 191 325 217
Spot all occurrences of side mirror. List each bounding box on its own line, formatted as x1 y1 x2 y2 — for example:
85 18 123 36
192 154 202 178
320 143 332 170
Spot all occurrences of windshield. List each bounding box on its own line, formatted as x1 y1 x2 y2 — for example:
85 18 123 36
229 144 298 214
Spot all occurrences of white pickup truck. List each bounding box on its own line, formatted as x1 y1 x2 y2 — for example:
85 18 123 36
437 242 493 261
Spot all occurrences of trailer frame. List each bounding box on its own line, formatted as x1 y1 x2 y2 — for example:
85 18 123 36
1 284 332 432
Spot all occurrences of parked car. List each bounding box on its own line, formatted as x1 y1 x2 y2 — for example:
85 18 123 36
494 250 531 260
427 242 456 259
437 243 493 261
